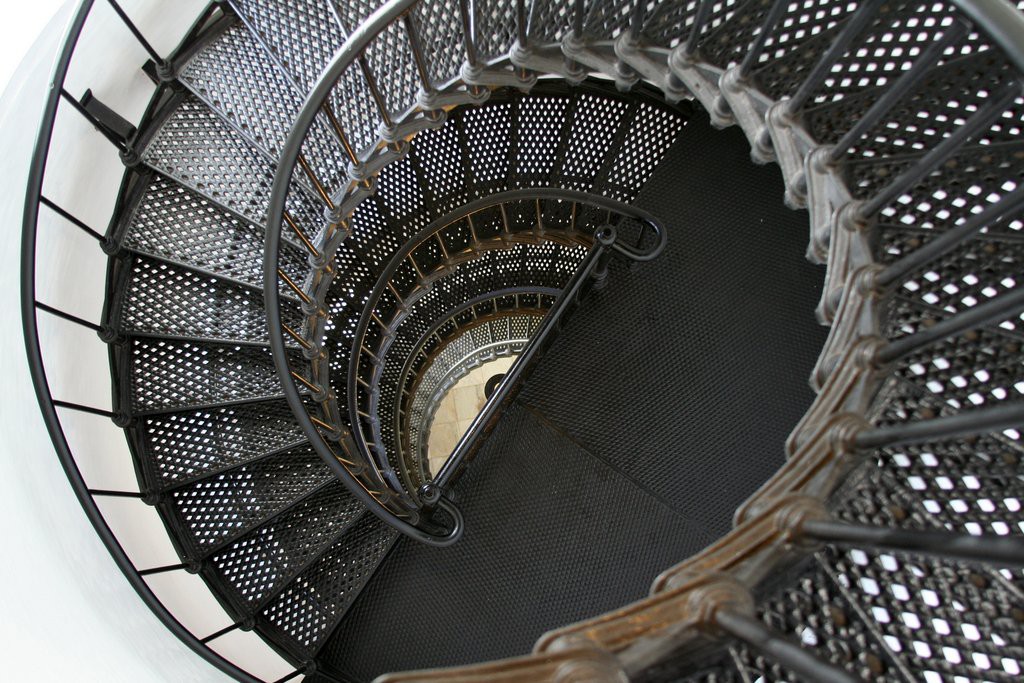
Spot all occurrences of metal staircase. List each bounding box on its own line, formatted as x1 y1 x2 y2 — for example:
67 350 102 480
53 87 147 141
20 0 1024 681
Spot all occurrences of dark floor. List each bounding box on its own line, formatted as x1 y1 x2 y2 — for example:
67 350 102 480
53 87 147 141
318 111 828 682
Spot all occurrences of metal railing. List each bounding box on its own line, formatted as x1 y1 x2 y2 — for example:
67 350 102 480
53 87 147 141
21 1 302 681
263 0 1024 679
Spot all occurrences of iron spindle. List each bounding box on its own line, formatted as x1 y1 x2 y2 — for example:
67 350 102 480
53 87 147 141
35 301 104 333
855 402 1024 450
106 0 164 66
572 0 586 39
358 56 395 129
517 0 528 47
683 0 714 58
801 519 1024 567
200 622 240 644
52 400 116 418
715 609 860 683
458 0 479 66
738 0 789 79
39 196 105 241
403 13 435 91
138 563 188 576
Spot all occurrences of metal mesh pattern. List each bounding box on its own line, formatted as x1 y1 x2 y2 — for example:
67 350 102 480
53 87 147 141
230 0 344 94
411 0 466 88
129 338 294 412
141 95 324 226
170 446 335 553
119 255 302 343
139 399 305 487
700 0 855 71
642 0 741 49
602 100 687 199
888 304 1024 413
514 96 572 183
824 454 1024 682
727 557 904 681
210 483 364 607
409 121 468 214
179 20 345 182
261 513 397 658
583 0 634 40
120 174 308 287
472 0 518 61
559 93 631 190
527 0 574 44
808 55 1021 163
825 544 1024 682
333 0 422 117
868 432 1024 589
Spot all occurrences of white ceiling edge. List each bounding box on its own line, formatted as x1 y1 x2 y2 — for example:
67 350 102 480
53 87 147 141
0 5 232 682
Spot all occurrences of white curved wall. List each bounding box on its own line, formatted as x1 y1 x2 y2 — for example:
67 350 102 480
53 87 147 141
0 4 241 681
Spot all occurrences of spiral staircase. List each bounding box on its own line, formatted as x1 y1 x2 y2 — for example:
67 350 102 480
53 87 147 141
21 0 1024 681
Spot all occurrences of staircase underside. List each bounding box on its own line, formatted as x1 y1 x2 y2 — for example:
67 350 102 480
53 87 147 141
315 113 829 681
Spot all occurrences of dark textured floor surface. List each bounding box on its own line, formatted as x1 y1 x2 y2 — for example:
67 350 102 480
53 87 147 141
318 111 828 682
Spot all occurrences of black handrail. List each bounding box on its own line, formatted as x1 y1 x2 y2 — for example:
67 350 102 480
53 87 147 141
20 1 284 681
264 0 463 547
347 188 666 505
421 226 622 502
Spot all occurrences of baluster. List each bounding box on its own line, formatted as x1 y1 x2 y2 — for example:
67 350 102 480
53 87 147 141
105 0 168 73
737 0 789 80
40 196 106 242
801 519 1024 566
682 0 715 59
854 402 1024 450
714 609 859 683
296 155 335 209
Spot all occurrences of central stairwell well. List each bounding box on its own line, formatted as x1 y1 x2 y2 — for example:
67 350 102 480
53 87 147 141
25 0 1024 681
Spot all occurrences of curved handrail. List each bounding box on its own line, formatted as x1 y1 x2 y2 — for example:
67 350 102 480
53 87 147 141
265 0 669 546
392 288 558 488
264 0 465 547
21 1 274 680
950 0 1024 74
346 188 664 500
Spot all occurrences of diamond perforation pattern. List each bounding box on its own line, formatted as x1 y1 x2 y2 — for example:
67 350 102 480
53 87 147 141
171 445 334 552
211 481 364 606
729 557 904 681
602 102 687 200
261 514 397 657
141 95 323 224
130 338 298 412
120 255 302 343
121 174 309 287
411 0 466 87
231 0 344 93
141 399 305 486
